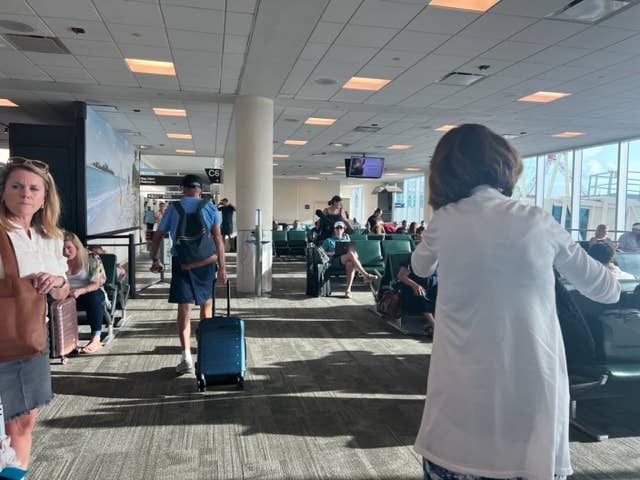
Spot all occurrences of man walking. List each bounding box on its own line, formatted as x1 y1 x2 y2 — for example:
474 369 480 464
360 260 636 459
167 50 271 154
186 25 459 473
150 174 227 375
218 198 236 252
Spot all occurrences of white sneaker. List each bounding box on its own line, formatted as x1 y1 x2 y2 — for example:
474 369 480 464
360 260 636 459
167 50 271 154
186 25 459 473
175 358 194 376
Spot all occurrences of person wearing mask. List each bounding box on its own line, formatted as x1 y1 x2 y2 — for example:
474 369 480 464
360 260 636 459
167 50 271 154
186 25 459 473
411 124 620 480
616 223 640 252
150 175 227 375
218 198 236 252
63 231 107 354
0 157 69 469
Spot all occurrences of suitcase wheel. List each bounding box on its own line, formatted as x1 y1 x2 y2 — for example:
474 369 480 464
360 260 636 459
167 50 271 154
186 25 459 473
237 376 244 390
197 377 206 392
60 356 68 365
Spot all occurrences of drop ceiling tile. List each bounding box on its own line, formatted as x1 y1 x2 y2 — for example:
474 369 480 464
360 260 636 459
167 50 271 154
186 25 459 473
0 14 54 36
603 33 640 53
534 65 593 84
27 0 100 21
460 13 536 40
400 83 463 107
566 49 636 69
24 51 85 68
162 5 225 34
526 46 591 66
458 57 514 75
93 0 164 27
109 24 169 47
406 7 479 35
336 24 399 48
296 82 343 101
118 44 173 61
228 0 257 14
482 41 546 62
41 66 96 83
357 64 406 80
89 69 139 87
137 74 180 89
599 3 640 30
385 30 449 54
433 34 502 57
224 35 249 54
280 59 317 95
0 0 32 15
509 20 589 45
167 29 223 52
309 22 345 44
498 61 552 79
489 0 569 18
160 0 225 9
300 43 330 61
225 12 253 36
559 25 637 50
410 54 469 74
61 38 121 58
323 45 378 64
174 50 221 70
367 48 428 68
43 18 112 41
221 75 240 93
322 0 361 22
351 0 424 29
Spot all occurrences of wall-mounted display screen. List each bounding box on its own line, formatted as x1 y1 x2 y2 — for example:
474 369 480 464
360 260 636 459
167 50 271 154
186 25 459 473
85 105 140 235
345 155 384 178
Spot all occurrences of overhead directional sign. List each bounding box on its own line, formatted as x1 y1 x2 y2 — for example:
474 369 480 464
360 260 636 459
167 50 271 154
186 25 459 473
205 168 223 184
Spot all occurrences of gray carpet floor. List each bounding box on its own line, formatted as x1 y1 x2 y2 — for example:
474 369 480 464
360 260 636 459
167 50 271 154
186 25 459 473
28 255 640 479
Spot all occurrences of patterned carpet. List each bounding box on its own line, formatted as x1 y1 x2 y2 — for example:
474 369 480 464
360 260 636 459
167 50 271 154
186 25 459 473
27 256 640 479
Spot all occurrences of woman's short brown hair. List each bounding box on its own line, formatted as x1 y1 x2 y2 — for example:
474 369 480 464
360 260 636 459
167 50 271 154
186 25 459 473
428 124 522 210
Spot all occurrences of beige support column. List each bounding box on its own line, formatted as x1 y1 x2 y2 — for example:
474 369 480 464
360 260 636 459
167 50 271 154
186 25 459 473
234 95 273 293
423 170 433 223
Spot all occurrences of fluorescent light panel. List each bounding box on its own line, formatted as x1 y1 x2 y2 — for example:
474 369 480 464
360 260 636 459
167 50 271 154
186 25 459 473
435 124 457 132
284 139 308 146
0 98 19 107
307 177 320 180
404 167 422 171
336 166 346 170
176 149 195 154
343 76 391 91
167 133 192 139
552 131 585 138
429 0 500 12
273 163 279 166
153 107 187 117
273 154 289 158
518 91 571 103
385 172 398 176
125 58 176 76
388 144 412 150
320 172 333 175
305 117 336 126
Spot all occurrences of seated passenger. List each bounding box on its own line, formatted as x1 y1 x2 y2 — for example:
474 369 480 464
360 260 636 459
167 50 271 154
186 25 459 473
87 244 126 281
588 224 616 248
397 261 437 336
292 219 305 231
588 243 635 280
321 221 378 299
414 226 425 243
617 223 640 252
63 232 107 354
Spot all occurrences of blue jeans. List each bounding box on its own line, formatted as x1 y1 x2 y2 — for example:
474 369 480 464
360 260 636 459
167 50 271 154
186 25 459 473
76 289 105 336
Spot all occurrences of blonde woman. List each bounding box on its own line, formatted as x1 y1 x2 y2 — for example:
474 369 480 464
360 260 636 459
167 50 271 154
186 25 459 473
0 157 69 468
588 224 616 248
63 231 106 354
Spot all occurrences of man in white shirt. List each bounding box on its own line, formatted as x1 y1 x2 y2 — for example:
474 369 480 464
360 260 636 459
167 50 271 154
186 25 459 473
617 223 640 252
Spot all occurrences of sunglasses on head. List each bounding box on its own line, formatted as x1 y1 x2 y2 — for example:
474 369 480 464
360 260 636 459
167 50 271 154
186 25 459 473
7 156 50 174
334 226 344 230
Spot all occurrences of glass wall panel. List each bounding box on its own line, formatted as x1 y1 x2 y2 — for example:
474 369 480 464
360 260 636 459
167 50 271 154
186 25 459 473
626 139 640 233
393 176 424 224
542 151 574 229
351 186 363 227
513 156 536 205
579 143 618 240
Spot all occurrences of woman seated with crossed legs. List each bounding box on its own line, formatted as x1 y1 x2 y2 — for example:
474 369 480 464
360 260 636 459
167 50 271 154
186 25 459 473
322 220 378 299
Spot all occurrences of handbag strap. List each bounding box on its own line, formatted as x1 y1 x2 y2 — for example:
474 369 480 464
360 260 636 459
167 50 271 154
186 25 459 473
0 230 20 280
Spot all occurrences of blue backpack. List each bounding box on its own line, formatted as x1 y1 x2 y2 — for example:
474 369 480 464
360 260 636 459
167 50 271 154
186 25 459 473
173 200 217 269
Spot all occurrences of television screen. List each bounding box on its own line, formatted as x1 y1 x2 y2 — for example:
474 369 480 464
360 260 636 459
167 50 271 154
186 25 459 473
347 155 384 178
85 105 140 235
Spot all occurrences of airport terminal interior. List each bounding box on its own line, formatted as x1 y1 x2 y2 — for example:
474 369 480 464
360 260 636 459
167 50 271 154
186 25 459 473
2 0 640 478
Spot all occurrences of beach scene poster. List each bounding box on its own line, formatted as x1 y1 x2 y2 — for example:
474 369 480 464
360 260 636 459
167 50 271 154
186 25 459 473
85 106 140 235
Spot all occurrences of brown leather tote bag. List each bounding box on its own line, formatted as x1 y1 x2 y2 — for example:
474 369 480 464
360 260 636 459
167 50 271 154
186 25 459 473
0 230 47 362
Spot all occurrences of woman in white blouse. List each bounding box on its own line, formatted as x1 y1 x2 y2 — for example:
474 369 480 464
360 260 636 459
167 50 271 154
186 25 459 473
0 157 69 469
411 125 620 480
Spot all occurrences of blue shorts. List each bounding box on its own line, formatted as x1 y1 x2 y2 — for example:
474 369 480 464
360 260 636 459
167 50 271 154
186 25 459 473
169 257 216 305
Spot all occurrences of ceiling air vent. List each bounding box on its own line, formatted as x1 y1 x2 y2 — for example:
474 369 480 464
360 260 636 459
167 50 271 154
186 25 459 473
3 34 71 54
548 0 630 23
440 72 485 86
353 125 381 133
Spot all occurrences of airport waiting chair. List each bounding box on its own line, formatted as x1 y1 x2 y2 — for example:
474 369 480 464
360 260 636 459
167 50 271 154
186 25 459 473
387 233 413 242
99 253 129 328
381 239 412 259
615 252 640 278
352 240 384 275
349 233 368 241
287 230 308 256
367 234 385 241
273 230 289 257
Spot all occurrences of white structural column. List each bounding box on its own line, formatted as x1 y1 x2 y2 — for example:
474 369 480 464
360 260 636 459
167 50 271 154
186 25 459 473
234 95 273 293
222 127 237 204
423 168 434 223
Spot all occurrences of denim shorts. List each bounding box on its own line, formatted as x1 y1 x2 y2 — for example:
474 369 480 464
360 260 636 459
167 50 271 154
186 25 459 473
169 257 216 305
423 459 566 480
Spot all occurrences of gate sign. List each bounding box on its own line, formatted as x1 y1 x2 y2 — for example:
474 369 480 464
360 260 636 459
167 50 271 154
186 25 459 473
205 168 223 184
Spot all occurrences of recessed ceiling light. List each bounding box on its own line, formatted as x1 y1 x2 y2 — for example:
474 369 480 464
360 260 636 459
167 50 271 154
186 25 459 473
167 133 192 139
0 98 19 107
429 0 500 12
176 149 196 154
518 91 571 103
388 144 412 150
125 58 176 76
435 124 457 132
138 145 149 149
552 131 585 138
320 172 333 175
404 167 422 172
284 139 308 146
273 154 289 158
307 177 320 180
343 76 391 91
336 166 346 170
153 107 187 117
305 117 336 126
331 142 349 148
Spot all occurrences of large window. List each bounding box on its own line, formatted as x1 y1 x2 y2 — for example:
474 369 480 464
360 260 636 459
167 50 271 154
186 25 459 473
393 176 424 224
580 143 618 240
513 156 536 205
350 186 364 227
0 148 8 164
543 151 574 229
627 139 640 233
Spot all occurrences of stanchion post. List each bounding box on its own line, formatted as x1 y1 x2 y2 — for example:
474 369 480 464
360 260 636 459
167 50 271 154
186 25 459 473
128 233 136 298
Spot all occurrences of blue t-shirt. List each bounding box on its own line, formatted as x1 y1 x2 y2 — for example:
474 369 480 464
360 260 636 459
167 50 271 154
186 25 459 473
158 197 221 256
321 234 350 253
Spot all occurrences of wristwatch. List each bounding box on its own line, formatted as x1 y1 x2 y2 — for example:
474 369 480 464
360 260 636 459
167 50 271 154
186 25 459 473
55 277 67 288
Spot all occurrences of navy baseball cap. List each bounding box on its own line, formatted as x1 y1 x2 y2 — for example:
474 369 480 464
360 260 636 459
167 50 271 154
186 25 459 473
181 174 203 188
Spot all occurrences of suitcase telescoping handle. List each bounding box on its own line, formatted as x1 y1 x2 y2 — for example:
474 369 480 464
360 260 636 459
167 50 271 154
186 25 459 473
213 280 231 318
